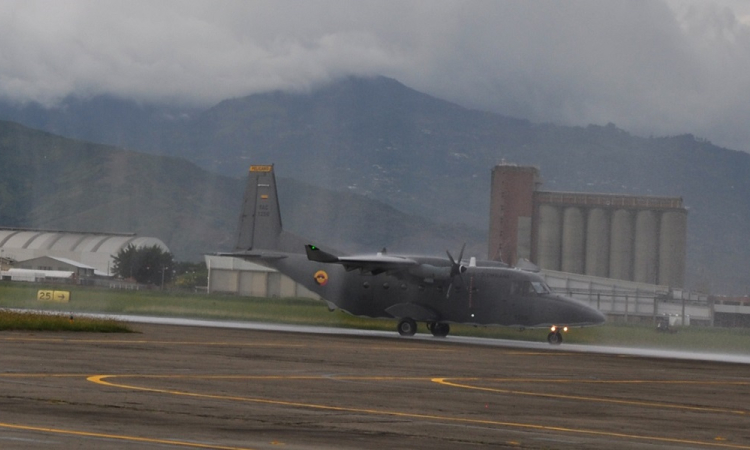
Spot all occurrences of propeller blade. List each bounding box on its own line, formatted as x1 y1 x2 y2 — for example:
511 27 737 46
446 243 467 298
446 250 456 266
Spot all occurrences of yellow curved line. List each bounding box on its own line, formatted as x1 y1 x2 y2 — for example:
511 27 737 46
432 378 749 415
0 422 258 450
88 374 750 449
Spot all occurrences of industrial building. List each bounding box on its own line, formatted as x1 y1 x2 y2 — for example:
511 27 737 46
14 256 96 277
0 228 170 278
489 164 687 288
205 254 319 299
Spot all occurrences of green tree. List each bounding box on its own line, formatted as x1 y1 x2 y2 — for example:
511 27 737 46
113 244 175 286
173 261 208 289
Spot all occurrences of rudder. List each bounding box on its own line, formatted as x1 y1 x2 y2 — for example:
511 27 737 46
235 165 283 251
235 164 307 253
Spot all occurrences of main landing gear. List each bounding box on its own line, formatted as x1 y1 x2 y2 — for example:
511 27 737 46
426 321 450 337
397 319 451 338
546 325 568 345
397 318 417 336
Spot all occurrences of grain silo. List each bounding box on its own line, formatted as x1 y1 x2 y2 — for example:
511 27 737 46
489 164 687 288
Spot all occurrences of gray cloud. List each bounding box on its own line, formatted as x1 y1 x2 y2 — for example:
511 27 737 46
1 0 749 151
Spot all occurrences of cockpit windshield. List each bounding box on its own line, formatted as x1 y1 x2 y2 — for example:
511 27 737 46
510 280 551 296
530 281 550 295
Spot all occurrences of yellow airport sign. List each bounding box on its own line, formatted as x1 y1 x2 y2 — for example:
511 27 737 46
37 290 71 302
250 165 273 172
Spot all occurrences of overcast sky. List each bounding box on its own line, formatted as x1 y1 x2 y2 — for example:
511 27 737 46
1 0 749 152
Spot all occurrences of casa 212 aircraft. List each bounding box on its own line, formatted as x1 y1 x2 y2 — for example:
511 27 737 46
224 165 605 344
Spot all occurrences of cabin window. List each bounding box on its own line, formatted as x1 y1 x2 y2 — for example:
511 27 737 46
530 281 550 294
496 280 511 297
400 283 407 291
382 283 390 290
363 282 370 289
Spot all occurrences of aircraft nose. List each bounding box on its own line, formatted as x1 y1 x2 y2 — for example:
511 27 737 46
564 297 606 325
587 307 607 325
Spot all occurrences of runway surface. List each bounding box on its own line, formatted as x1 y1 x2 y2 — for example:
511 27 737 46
2 322 750 449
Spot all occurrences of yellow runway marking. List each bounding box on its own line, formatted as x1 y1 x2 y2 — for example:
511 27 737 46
0 422 258 450
87 374 750 449
433 377 750 416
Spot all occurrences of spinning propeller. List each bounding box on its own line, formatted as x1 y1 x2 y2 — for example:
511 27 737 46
445 244 467 298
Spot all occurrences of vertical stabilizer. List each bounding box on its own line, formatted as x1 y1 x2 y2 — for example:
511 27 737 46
235 164 307 253
235 165 283 251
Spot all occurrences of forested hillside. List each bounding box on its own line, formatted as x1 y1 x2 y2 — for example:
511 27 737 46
0 120 483 262
0 77 748 294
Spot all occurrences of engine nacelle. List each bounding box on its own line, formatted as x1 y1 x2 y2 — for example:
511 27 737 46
407 264 452 281
407 264 466 282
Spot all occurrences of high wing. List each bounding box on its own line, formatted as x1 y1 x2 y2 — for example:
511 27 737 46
217 250 288 260
305 245 418 275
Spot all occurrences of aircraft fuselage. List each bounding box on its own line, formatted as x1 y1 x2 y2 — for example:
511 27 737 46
269 254 602 328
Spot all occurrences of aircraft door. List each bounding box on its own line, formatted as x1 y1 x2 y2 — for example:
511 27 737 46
509 280 534 324
464 274 495 323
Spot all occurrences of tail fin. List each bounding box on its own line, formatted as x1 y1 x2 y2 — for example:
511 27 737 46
235 165 306 253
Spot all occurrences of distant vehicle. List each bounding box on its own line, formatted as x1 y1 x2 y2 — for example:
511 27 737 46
224 165 605 344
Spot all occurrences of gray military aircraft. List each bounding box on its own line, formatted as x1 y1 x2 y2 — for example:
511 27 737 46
226 165 606 344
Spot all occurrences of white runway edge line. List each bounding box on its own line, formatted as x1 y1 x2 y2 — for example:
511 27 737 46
7 308 750 365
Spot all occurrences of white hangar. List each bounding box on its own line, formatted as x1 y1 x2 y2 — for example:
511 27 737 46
0 227 170 277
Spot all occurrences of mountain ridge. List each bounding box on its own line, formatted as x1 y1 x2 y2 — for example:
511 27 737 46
0 76 748 294
0 119 484 262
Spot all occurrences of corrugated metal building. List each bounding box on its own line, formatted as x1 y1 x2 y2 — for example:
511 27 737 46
15 256 97 277
205 255 319 299
0 228 170 276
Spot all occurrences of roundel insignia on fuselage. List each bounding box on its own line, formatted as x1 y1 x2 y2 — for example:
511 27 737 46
314 270 329 286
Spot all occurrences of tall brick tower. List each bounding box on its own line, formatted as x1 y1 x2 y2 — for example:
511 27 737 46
488 164 540 265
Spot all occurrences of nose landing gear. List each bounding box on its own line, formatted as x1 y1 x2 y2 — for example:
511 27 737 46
547 325 568 345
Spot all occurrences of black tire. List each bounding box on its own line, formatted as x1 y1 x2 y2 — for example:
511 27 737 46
397 318 417 336
547 331 563 345
431 323 450 338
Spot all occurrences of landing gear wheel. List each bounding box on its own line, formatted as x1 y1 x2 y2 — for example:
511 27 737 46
547 331 563 345
397 318 417 336
431 323 450 338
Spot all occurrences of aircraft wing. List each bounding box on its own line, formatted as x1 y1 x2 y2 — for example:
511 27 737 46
216 250 288 260
305 245 418 275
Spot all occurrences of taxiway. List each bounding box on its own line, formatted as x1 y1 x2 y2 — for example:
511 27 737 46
2 322 750 449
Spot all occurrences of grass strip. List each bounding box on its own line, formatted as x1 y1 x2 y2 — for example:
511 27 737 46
1 282 750 352
0 309 131 332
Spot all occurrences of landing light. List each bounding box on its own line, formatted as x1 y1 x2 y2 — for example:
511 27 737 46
550 326 569 333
